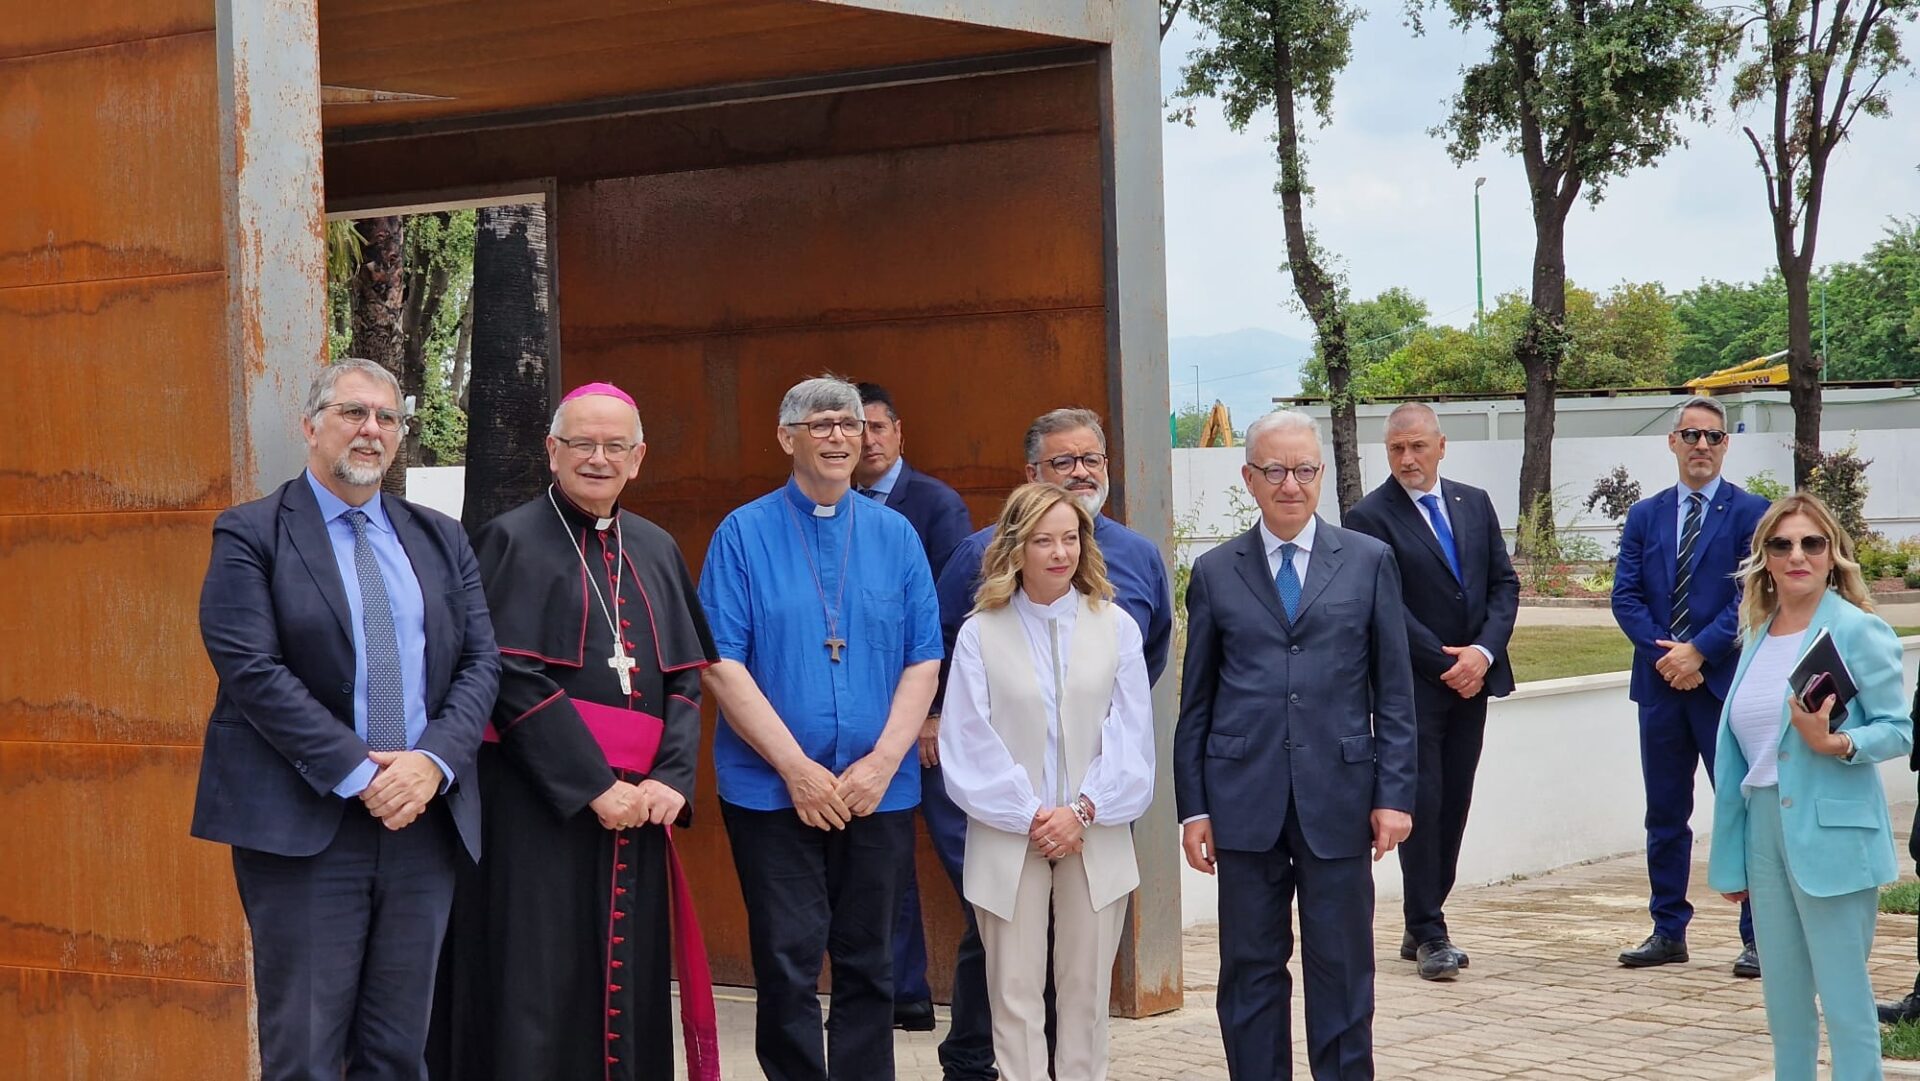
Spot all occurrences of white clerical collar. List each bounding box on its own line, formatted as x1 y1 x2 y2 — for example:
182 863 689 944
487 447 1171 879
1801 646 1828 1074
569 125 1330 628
1260 515 1316 557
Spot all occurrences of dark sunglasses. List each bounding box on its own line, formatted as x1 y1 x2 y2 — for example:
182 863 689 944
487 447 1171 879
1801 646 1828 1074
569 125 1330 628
1763 535 1830 556
1675 427 1728 446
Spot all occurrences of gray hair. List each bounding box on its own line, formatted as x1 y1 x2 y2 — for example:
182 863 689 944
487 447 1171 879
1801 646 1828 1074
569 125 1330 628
1673 395 1727 429
1243 409 1321 462
1384 402 1444 437
305 358 400 417
550 398 644 444
1023 408 1107 464
778 375 863 426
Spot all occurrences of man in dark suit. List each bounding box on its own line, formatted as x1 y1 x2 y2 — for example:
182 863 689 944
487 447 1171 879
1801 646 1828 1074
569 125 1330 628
192 358 500 1080
1611 394 1768 977
1342 403 1519 984
1874 678 1920 1023
853 381 977 1036
1177 409 1417 1081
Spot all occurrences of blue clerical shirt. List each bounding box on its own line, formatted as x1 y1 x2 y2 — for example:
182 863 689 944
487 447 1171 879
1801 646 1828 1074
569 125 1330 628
700 478 943 812
302 471 445 797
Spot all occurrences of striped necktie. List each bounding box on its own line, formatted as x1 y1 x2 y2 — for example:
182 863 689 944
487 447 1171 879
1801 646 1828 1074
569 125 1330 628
346 510 407 751
1669 492 1705 641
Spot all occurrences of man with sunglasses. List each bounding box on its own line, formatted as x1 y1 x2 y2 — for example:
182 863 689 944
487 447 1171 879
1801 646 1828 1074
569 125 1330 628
192 358 500 1080
1612 395 1769 976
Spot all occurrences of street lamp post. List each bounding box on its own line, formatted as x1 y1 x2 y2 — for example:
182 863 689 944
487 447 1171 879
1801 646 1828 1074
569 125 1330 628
1473 176 1487 335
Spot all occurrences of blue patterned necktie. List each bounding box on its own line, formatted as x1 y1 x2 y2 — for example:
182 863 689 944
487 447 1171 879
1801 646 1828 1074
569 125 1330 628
346 510 407 752
1670 492 1705 640
1274 542 1301 621
1419 493 1463 582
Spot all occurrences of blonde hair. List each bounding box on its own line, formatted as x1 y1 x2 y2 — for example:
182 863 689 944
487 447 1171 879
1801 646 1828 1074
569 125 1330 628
1735 491 1874 638
970 483 1115 614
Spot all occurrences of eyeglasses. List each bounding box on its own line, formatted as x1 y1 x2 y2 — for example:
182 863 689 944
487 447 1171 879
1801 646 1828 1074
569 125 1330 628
1763 535 1830 557
1250 462 1322 486
318 401 407 432
554 437 638 462
786 418 867 439
1675 427 1728 446
1037 453 1109 474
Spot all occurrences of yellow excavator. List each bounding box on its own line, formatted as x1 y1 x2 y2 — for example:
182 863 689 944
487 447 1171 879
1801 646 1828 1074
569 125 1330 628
1685 349 1790 393
1197 401 1235 447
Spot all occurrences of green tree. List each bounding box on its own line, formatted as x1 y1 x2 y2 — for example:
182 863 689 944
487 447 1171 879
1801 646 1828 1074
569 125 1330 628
1671 274 1790 379
1300 286 1431 393
1171 0 1368 515
1823 218 1920 379
1562 280 1683 388
1417 0 1726 546
1728 0 1918 485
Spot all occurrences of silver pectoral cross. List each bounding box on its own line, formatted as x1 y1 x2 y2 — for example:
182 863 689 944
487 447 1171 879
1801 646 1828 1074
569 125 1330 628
825 636 846 663
608 646 637 696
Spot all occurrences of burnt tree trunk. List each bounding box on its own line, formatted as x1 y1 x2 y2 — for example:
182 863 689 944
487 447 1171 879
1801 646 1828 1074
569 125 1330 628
350 215 409 495
463 202 553 531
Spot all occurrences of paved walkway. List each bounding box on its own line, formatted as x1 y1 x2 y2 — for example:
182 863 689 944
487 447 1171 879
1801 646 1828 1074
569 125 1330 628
1516 599 1920 629
687 803 1920 1079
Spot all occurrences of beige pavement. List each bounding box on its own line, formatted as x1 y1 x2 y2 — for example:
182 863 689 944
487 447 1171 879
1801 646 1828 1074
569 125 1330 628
684 802 1920 1080
1515 599 1920 629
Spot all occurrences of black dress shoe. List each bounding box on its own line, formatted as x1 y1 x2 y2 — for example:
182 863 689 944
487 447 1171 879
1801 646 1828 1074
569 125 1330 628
1732 943 1761 979
1880 992 1920 1024
1401 931 1470 968
1415 940 1461 981
893 998 936 1032
1618 933 1689 967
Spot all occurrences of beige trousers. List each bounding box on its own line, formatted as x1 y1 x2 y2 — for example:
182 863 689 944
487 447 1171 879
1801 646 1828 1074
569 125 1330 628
974 849 1130 1081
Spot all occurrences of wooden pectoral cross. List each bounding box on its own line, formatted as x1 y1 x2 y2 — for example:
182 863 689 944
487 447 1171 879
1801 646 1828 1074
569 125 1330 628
608 649 637 696
825 636 846 663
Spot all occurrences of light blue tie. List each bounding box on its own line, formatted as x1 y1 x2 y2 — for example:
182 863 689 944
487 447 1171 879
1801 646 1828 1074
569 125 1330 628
346 510 407 752
1419 493 1463 582
1274 542 1301 621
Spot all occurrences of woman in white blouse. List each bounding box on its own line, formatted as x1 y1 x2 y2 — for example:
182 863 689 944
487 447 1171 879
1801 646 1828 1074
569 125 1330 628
939 481 1155 1081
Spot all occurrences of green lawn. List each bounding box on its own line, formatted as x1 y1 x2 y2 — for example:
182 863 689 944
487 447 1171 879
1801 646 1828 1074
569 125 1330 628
1505 625 1920 683
1883 880 1920 915
1885 1018 1920 1059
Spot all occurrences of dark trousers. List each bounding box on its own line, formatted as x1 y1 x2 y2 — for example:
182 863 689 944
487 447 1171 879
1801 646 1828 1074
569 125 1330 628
1639 688 1754 945
724 802 912 1081
1398 689 1487 945
891 764 998 1078
232 803 458 1081
1217 799 1374 1081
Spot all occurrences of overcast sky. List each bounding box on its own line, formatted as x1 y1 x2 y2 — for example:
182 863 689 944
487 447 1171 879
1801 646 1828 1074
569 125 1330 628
1159 7 1920 342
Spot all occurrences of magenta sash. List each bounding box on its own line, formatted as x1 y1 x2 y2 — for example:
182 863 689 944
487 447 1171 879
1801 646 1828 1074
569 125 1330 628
484 700 719 1080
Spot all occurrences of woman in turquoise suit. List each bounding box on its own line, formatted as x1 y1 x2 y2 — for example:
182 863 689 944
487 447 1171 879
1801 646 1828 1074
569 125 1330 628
1708 492 1914 1081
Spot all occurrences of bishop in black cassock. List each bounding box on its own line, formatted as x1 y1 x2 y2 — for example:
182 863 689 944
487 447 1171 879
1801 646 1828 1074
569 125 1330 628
429 383 718 1081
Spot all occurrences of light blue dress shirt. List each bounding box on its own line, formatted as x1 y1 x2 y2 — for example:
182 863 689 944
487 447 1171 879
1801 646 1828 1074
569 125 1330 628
861 454 906 500
1676 475 1722 553
302 471 447 797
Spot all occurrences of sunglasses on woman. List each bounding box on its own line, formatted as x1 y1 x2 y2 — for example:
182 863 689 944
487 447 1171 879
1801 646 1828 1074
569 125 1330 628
1763 535 1829 556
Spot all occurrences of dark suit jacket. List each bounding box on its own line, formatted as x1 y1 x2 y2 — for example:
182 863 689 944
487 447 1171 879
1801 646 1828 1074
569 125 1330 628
191 475 500 860
1342 478 1521 700
882 459 973 581
1611 481 1769 703
1174 518 1417 859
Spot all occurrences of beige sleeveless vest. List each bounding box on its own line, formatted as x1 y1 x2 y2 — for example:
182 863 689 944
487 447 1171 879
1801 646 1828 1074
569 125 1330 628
962 592 1140 921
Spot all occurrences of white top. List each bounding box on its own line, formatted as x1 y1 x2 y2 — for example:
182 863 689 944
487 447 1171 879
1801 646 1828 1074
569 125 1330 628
1260 515 1316 586
1727 628 1806 793
939 588 1156 835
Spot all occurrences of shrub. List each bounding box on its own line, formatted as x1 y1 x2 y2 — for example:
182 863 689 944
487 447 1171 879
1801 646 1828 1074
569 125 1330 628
1742 470 1789 502
1805 443 1876 544
1583 465 1642 539
1906 567 1920 590
1856 536 1910 581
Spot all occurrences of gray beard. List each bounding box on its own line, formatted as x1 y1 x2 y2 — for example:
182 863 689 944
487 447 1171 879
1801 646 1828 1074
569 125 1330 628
1069 482 1108 519
331 453 387 488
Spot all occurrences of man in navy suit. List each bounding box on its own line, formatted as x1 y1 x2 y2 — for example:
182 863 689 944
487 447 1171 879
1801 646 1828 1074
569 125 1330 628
1342 403 1519 984
1177 409 1416 1081
192 358 500 1080
852 381 976 1036
1611 394 1768 976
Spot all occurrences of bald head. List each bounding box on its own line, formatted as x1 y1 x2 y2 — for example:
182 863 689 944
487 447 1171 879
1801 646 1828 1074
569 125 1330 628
1384 402 1442 438
1383 403 1446 493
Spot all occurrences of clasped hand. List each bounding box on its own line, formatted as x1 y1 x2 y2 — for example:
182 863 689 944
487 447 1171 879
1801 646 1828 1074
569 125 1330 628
590 778 687 831
361 750 442 830
1653 640 1705 691
783 750 899 831
1030 806 1084 860
1439 645 1488 699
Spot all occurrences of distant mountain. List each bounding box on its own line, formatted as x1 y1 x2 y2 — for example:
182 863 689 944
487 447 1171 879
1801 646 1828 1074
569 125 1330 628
1169 328 1313 429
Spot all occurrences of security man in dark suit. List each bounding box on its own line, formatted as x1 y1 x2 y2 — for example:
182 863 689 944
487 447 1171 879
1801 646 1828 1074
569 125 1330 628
1343 403 1520 984
1177 409 1417 1081
192 358 499 1080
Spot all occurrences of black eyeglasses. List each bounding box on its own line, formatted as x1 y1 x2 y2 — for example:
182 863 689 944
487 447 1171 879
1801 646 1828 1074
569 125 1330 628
786 418 866 438
318 401 407 432
1037 453 1109 474
1675 427 1728 446
1250 463 1322 486
1763 535 1830 556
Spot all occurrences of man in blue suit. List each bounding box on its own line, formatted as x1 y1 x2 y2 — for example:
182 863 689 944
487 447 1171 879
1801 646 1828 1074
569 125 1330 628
192 359 500 1080
1177 409 1416 1081
1610 394 1768 976
853 381 975 1035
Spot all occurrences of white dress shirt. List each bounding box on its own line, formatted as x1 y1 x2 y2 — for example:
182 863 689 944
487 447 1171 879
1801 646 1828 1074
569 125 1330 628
939 588 1156 835
1260 515 1316 587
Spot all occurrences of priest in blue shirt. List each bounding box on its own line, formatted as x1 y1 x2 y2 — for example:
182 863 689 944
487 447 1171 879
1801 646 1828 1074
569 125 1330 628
700 374 944 1081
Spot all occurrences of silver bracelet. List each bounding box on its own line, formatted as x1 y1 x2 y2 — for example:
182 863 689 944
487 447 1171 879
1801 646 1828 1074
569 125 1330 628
1071 796 1094 829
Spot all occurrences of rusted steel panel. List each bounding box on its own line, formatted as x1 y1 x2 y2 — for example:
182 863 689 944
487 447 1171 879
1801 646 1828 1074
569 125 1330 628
556 134 1104 342
817 0 1113 42
0 513 217 747
0 743 245 983
0 277 233 515
0 966 250 1081
0 0 212 62
0 33 224 290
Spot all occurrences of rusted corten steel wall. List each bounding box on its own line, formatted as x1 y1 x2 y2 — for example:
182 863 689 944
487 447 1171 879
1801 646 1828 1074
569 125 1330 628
326 64 1108 995
0 3 253 1078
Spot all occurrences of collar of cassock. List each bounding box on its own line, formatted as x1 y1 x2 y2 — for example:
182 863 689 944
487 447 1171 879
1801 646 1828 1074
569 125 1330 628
784 476 852 519
550 485 620 532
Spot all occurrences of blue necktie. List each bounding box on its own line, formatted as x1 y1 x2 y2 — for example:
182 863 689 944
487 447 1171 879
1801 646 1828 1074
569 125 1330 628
346 510 407 752
1274 542 1301 621
1671 492 1705 640
1419 493 1463 582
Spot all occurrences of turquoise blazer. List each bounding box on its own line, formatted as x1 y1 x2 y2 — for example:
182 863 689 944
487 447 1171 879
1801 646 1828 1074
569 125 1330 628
1707 590 1914 899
